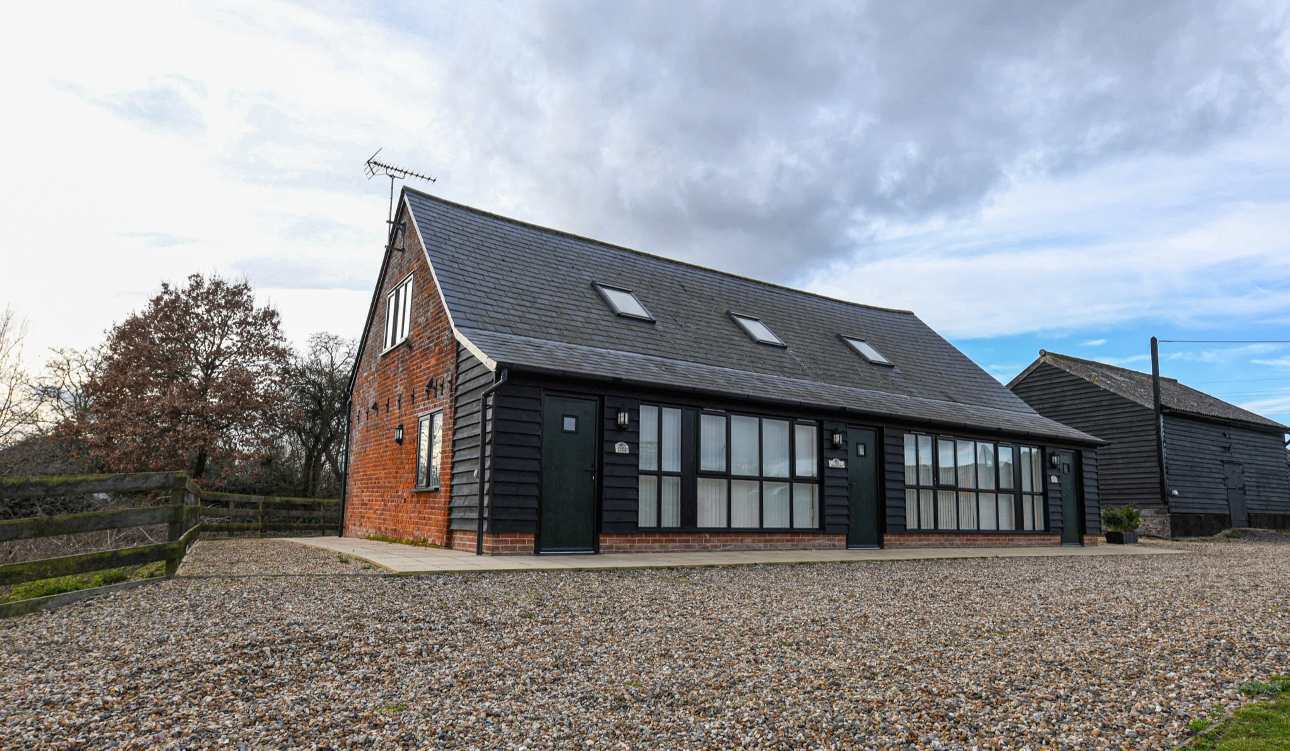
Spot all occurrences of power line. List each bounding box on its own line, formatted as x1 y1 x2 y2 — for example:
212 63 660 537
1158 339 1290 343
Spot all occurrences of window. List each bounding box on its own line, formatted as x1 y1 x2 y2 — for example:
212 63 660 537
638 405 681 527
595 284 654 322
384 274 414 350
730 314 786 347
695 412 819 530
840 336 893 366
416 411 443 490
903 433 1043 532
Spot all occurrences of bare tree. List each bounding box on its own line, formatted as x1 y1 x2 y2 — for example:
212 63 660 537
31 344 105 428
73 274 293 480
286 333 356 497
0 307 40 450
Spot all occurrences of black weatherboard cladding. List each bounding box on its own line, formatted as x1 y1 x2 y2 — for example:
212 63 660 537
406 190 1097 446
1162 415 1290 517
449 345 492 530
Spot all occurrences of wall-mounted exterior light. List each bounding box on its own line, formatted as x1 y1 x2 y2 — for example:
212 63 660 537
831 432 844 449
617 409 631 429
395 423 404 445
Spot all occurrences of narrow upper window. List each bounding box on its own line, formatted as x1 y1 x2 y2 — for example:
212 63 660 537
841 336 892 366
385 274 414 350
730 314 785 347
594 284 654 322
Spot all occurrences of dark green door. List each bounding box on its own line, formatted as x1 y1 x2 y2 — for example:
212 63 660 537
1058 451 1082 545
847 428 881 548
539 396 598 552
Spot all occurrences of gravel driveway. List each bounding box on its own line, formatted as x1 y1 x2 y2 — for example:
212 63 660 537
1 537 1287 750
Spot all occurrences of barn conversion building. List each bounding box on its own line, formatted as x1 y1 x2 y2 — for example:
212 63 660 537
1009 351 1290 537
342 190 1104 554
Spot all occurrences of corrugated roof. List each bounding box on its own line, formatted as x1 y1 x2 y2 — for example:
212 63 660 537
405 189 1102 445
1011 351 1288 431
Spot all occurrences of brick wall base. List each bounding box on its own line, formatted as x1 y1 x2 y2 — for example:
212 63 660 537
447 531 536 555
599 532 846 553
885 533 1064 548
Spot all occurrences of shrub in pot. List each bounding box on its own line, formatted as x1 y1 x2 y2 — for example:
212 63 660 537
1102 504 1142 544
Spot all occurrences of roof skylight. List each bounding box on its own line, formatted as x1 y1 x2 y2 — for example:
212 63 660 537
841 336 893 366
594 284 654 322
730 313 786 347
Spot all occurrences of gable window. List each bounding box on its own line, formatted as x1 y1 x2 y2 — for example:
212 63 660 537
841 336 893 366
903 433 1043 532
385 274 414 350
416 410 443 490
730 313 786 347
595 284 654 322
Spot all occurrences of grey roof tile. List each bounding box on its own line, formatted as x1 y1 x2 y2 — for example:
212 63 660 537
407 190 1101 444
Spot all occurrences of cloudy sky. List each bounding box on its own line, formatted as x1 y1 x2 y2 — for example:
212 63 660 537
3 1 1290 421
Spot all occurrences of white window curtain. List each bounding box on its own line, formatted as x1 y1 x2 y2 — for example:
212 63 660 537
639 405 658 471
661 407 681 473
763 482 790 527
700 414 727 472
660 476 681 527
697 479 728 527
792 483 818 528
794 424 817 478
762 420 790 478
732 416 760 475
638 475 658 527
732 480 760 527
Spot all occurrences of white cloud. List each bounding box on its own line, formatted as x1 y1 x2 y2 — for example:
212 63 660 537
1081 339 1107 347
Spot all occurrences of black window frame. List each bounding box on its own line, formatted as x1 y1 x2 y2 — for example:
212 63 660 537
902 432 1046 532
637 404 683 528
728 312 787 348
636 404 822 531
415 409 444 491
839 335 894 366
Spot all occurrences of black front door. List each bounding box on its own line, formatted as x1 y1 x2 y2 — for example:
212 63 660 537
1223 462 1249 528
1058 451 1082 545
539 395 598 552
847 428 881 548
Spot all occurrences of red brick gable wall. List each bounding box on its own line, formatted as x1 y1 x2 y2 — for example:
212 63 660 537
345 207 458 545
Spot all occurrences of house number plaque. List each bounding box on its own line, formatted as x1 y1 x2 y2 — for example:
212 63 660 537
614 442 630 454
828 458 846 469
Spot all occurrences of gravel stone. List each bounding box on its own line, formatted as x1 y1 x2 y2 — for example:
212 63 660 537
178 538 386 576
1 537 1286 749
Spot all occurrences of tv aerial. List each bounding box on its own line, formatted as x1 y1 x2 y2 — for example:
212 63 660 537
365 149 436 250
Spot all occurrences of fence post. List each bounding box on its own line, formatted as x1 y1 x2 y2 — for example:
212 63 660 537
258 499 265 538
165 487 185 577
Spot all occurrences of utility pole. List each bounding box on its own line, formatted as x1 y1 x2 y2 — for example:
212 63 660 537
1151 337 1169 506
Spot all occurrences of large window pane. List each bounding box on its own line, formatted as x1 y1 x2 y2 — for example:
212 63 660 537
660 476 681 527
732 480 760 527
763 482 790 527
732 416 760 476
1022 494 1035 530
905 488 919 529
416 416 431 488
956 441 976 489
917 435 934 486
998 446 1015 490
792 483 818 529
638 476 658 527
977 443 996 490
1031 450 1044 494
908 436 918 487
937 490 957 530
998 493 1016 530
979 492 997 530
919 490 935 531
700 414 727 472
1019 447 1033 492
794 424 817 478
697 479 728 528
639 405 658 471
661 407 682 473
937 439 956 485
763 420 791 478
958 491 977 530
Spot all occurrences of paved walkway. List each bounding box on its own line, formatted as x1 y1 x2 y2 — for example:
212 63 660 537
286 536 1184 574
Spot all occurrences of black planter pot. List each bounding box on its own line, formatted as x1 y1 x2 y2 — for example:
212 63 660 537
1105 531 1139 544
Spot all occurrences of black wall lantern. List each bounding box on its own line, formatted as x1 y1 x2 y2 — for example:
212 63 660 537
831 431 844 449
395 423 404 445
617 409 631 429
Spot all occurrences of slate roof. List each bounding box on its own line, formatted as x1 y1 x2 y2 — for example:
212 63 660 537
1010 351 1287 432
404 189 1101 445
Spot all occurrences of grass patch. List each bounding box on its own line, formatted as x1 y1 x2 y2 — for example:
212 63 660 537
364 534 441 548
1226 531 1242 539
1192 676 1290 749
379 703 407 715
1 562 166 603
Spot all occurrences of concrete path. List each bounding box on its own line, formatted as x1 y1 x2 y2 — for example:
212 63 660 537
286 536 1184 574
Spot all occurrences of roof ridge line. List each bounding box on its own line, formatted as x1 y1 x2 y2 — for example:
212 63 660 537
1041 349 1178 382
403 187 916 317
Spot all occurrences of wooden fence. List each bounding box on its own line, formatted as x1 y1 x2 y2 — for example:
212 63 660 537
0 471 340 618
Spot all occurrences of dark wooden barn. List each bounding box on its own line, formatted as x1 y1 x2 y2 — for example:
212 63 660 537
344 190 1105 555
1009 351 1290 537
